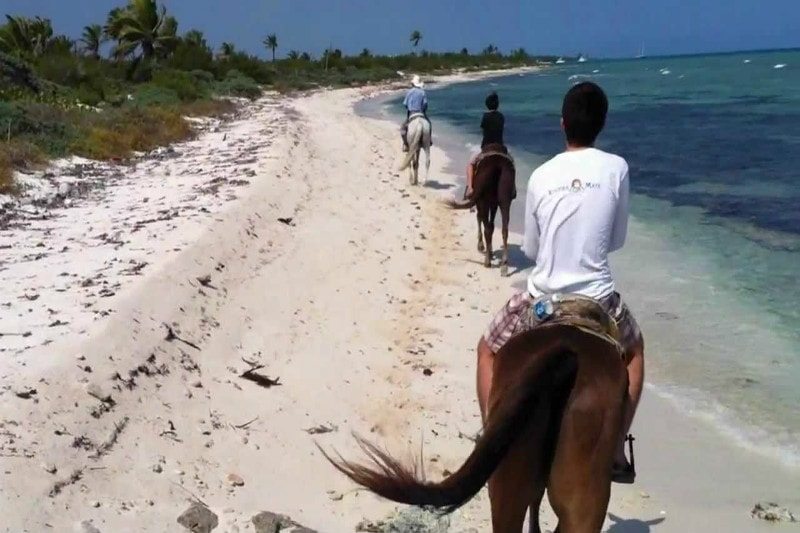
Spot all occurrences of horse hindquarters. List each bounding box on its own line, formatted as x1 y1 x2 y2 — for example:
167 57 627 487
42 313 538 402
547 338 628 533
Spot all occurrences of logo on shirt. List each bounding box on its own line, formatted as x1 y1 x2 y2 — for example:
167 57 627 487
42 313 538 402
546 179 601 196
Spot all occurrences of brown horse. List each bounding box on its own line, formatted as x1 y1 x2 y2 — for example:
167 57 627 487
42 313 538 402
444 145 516 276
321 302 629 533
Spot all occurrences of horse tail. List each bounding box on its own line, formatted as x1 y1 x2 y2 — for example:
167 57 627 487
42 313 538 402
440 196 477 210
320 326 585 514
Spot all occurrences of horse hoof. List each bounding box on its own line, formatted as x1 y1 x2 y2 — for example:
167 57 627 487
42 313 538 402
484 259 492 268
500 264 509 277
477 242 485 253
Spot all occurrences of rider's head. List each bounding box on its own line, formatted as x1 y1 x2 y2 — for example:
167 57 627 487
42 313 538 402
561 82 608 147
485 92 499 111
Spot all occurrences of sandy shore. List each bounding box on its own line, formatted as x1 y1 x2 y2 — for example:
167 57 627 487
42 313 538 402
1 77 798 532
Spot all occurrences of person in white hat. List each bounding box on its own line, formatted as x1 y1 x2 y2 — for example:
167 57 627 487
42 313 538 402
400 75 432 152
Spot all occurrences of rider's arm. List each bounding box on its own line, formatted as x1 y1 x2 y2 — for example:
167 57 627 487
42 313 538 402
521 181 540 261
609 164 630 252
422 92 428 113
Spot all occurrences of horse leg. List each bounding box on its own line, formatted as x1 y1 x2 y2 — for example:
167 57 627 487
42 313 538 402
410 151 418 186
476 211 485 253
483 211 494 268
548 356 625 532
528 486 546 533
500 201 511 277
488 393 550 533
487 204 498 268
423 144 431 184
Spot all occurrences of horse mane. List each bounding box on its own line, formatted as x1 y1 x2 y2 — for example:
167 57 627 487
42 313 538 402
318 324 612 513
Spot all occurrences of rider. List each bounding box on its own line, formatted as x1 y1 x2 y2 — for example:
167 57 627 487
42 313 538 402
401 75 432 152
476 81 644 484
466 91 505 197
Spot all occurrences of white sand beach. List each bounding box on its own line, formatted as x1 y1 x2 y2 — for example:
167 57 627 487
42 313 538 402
1 78 798 532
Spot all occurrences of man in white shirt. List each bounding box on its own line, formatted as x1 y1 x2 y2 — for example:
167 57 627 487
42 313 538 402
476 82 644 484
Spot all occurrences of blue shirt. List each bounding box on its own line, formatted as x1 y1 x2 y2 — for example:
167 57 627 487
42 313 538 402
403 87 428 113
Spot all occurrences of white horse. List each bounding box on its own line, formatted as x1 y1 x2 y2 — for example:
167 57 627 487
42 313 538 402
398 114 431 186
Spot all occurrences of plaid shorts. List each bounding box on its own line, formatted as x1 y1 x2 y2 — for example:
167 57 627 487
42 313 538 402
483 291 642 358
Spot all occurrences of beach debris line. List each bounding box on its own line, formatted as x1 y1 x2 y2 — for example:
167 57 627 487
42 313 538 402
751 502 797 522
163 323 201 351
277 217 295 226
48 468 84 497
239 358 281 388
304 423 338 435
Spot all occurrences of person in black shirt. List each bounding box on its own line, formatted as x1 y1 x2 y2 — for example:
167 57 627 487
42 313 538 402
466 92 505 197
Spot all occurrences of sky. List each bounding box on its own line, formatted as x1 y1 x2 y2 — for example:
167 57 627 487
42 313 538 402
3 0 799 60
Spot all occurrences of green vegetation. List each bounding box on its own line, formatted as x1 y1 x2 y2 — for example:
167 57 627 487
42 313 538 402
1 0 549 194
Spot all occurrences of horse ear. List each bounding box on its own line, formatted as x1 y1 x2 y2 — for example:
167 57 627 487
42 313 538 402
647 517 667 526
607 513 621 523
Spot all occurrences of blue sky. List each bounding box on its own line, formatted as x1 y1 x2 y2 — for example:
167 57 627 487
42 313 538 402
3 0 799 59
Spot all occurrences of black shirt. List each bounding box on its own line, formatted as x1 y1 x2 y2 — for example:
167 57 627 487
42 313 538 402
480 111 504 147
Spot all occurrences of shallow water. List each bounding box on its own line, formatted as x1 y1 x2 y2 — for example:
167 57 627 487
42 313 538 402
377 50 800 468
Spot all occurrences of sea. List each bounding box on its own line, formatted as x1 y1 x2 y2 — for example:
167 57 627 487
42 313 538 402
367 49 800 470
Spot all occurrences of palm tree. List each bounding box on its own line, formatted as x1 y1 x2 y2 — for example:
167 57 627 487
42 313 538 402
105 0 179 61
263 33 278 62
483 43 499 56
460 47 469 55
300 51 311 61
287 49 299 60
219 41 235 59
183 29 206 49
409 30 422 51
359 48 371 58
0 15 54 57
80 24 104 58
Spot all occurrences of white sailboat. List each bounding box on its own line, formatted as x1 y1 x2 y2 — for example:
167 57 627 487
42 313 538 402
635 42 646 59
556 57 566 64
577 53 587 63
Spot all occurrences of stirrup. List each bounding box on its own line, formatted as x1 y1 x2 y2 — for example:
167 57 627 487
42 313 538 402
612 435 636 484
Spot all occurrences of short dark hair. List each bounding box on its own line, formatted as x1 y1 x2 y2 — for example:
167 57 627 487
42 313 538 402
562 82 608 146
485 91 499 111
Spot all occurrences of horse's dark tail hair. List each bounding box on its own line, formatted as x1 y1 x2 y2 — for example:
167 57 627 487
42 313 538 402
319 329 580 514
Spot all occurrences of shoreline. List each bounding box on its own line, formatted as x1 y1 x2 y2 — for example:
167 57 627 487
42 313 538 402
0 79 797 532
355 78 800 528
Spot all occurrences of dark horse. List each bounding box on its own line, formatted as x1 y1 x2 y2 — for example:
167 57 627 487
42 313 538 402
444 144 516 276
322 300 629 533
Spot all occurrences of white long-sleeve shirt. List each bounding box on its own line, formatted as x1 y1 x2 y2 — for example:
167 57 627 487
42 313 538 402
522 147 630 300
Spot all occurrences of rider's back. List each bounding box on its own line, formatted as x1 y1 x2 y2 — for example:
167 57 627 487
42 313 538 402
404 87 427 114
523 147 629 300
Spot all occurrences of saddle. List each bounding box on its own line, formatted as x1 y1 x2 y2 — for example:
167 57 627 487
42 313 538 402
474 143 515 170
525 293 624 357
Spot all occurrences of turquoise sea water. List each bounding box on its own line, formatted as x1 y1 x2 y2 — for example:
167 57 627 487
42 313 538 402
402 50 800 468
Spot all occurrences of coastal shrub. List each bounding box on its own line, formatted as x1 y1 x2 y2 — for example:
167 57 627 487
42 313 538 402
214 70 262 99
179 98 237 118
71 107 192 160
215 52 274 84
190 69 215 85
0 102 74 156
0 139 46 193
152 69 208 102
130 84 181 107
166 41 214 73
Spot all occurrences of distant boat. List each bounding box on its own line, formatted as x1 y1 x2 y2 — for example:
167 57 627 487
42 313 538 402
556 57 566 64
774 63 787 69
577 53 587 63
635 43 646 59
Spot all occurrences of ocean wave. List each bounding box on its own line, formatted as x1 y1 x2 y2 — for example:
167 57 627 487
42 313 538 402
647 382 800 470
